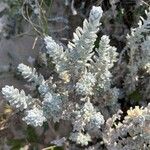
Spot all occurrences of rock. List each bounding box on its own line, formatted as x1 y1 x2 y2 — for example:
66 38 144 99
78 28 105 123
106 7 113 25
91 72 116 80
0 15 8 33
0 35 40 100
0 2 8 13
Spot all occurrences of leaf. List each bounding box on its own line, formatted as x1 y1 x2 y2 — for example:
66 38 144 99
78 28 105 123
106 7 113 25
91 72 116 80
128 90 142 102
42 146 64 150
43 122 49 132
44 0 52 7
54 122 60 131
53 147 64 150
26 125 38 143
7 139 26 150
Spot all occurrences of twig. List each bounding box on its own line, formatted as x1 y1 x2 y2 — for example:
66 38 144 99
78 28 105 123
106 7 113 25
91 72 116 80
71 0 77 15
32 37 38 49
21 0 42 35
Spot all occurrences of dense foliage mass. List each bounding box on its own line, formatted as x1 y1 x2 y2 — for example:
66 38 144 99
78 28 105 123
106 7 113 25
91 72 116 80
1 2 150 150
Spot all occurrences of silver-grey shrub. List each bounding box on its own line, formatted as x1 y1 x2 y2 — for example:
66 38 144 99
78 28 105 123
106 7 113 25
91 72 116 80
2 6 119 147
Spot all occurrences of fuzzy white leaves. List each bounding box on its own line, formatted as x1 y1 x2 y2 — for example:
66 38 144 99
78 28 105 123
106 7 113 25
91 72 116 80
88 112 105 130
140 36 150 71
71 99 104 145
42 92 63 122
68 6 103 69
76 72 96 95
44 6 104 84
69 132 91 146
18 63 44 85
93 35 118 91
44 36 68 74
98 35 118 69
72 99 104 132
103 104 150 150
2 85 46 127
18 63 49 96
71 6 102 48
81 100 95 122
81 100 104 129
23 106 46 127
2 85 33 111
38 83 50 96
44 36 64 62
89 6 103 24
1 6 121 146
125 10 150 94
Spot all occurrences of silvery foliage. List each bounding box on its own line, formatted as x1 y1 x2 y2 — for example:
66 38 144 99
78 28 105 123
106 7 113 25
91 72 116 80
18 63 45 86
69 132 91 146
103 104 150 150
18 63 50 96
70 99 104 146
42 92 63 123
2 85 33 111
63 7 117 145
2 63 62 126
44 36 67 76
2 6 119 146
45 6 104 79
22 106 46 127
92 35 118 91
72 99 104 132
125 10 150 93
88 112 105 130
45 6 118 100
75 72 96 95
